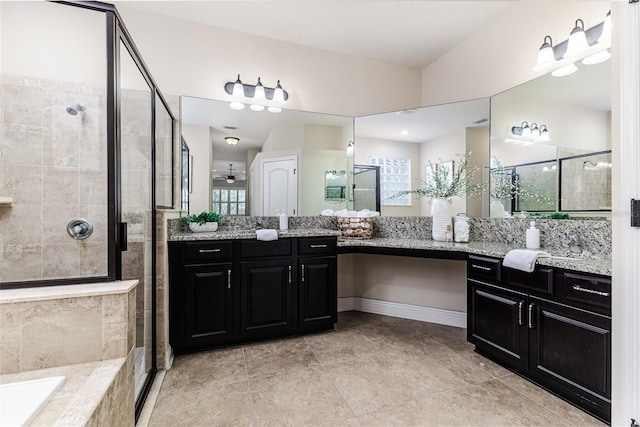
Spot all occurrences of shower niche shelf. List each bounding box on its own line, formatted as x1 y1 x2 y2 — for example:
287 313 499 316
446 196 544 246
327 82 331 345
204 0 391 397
0 197 13 206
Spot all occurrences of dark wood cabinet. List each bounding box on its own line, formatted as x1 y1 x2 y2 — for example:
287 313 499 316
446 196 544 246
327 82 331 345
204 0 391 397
240 259 294 339
169 236 337 354
467 255 611 423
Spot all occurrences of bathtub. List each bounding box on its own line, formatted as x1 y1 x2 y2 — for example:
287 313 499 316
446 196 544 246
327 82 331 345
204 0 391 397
0 376 65 426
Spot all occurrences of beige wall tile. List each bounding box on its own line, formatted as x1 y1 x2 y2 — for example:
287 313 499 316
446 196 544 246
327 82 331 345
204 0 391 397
78 242 108 277
2 244 42 282
42 205 86 244
2 164 43 205
43 167 79 206
102 322 128 359
79 170 108 206
21 296 102 370
127 288 136 352
2 124 43 166
42 127 79 168
2 205 43 245
42 243 80 279
102 294 128 325
78 131 107 171
2 83 45 126
86 205 108 243
0 302 22 374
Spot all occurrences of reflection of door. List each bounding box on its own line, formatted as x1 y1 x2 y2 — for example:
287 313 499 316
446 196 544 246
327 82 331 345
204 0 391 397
262 157 297 216
353 165 380 212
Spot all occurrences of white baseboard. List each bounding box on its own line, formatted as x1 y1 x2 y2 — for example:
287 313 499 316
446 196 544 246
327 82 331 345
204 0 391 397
337 297 466 329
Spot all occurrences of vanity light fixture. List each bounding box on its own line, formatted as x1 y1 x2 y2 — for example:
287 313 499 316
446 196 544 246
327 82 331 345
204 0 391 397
346 141 354 156
533 11 611 77
225 136 239 146
510 122 550 143
226 164 236 184
224 75 289 113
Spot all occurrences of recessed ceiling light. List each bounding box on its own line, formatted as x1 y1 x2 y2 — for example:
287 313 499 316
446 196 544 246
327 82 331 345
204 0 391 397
401 130 409 135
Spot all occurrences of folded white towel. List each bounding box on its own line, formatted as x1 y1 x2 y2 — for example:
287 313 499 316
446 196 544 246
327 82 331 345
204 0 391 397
321 209 334 216
256 229 278 241
503 249 551 273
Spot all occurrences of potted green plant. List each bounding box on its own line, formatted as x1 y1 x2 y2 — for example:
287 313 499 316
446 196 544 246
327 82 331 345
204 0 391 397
184 211 224 232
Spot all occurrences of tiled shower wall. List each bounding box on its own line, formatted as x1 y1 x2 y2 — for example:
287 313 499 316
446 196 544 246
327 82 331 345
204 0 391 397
0 74 108 282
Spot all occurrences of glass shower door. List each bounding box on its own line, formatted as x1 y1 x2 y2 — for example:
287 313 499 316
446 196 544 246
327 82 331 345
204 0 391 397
119 40 154 400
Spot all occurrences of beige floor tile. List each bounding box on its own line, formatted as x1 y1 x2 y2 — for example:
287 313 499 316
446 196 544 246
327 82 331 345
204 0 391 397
304 329 378 366
149 382 253 427
243 337 320 380
498 374 607 426
250 366 355 426
161 347 247 392
432 379 570 426
357 397 461 426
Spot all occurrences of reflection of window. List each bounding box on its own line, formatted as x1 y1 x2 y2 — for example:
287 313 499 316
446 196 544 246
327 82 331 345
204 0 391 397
366 156 411 206
212 188 246 216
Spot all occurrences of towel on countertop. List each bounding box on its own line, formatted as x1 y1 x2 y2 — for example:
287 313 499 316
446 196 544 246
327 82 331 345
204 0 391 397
256 229 278 241
503 249 551 273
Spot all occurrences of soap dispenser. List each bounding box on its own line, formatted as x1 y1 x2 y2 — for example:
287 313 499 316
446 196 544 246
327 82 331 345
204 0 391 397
526 220 540 249
279 209 288 233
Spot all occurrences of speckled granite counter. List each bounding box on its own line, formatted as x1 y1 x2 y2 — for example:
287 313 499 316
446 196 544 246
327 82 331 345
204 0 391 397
168 228 341 242
338 238 612 276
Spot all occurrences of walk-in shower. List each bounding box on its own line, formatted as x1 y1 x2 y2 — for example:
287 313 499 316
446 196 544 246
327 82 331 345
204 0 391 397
0 1 175 420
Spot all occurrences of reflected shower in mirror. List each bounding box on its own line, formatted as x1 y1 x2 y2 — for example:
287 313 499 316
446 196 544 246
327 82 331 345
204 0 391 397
180 96 354 216
490 58 611 218
354 98 491 217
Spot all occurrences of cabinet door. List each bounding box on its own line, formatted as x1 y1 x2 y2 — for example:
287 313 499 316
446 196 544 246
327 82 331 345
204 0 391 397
528 297 611 420
182 263 234 349
468 280 528 371
240 259 294 339
298 256 337 331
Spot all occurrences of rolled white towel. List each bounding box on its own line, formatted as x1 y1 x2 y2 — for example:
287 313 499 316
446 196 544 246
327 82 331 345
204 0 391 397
334 209 349 217
321 209 334 216
256 229 278 241
503 249 551 273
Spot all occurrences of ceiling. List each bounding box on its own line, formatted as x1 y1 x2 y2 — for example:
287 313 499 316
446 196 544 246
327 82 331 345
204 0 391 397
115 1 517 69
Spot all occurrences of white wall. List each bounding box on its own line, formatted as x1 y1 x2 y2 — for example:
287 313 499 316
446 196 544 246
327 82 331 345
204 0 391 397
115 5 422 117
181 124 210 214
421 1 611 106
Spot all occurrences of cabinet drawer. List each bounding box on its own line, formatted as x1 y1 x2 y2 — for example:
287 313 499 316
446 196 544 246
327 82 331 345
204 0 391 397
503 267 554 295
467 255 501 282
184 241 233 262
557 272 611 315
298 237 336 255
240 239 292 259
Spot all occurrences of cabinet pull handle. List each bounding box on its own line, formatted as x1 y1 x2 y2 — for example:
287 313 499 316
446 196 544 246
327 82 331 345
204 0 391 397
288 266 292 284
572 284 609 297
471 264 492 271
518 301 524 326
528 303 535 329
310 244 327 248
301 264 305 283
199 248 221 253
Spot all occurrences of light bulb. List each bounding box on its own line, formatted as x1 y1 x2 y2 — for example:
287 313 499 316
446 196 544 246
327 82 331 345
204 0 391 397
253 77 266 101
229 102 245 110
582 49 611 65
530 123 540 138
539 125 550 141
521 121 531 138
232 74 244 98
267 106 282 113
552 63 577 77
273 80 285 104
533 36 556 71
565 19 589 59
250 104 265 112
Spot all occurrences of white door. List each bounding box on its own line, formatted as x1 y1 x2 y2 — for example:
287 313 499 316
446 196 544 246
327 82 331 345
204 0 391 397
262 156 297 216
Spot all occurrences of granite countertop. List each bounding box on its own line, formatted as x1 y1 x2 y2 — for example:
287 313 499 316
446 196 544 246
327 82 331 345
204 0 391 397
168 228 342 242
338 238 612 276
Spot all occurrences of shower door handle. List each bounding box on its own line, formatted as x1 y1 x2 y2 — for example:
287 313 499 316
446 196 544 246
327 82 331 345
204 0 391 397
119 222 128 252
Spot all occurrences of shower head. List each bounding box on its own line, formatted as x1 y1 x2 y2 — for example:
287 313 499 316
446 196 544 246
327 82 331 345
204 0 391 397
66 103 86 115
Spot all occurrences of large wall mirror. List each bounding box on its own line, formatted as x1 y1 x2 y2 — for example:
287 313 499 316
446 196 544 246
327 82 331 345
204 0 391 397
180 96 354 216
354 99 491 217
490 58 611 218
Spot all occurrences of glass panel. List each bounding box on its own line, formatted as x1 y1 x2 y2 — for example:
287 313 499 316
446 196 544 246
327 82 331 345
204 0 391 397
238 190 246 202
221 191 229 202
230 190 237 202
212 189 220 202
155 93 173 208
220 204 228 215
238 203 246 215
119 39 153 400
230 204 237 215
0 2 107 283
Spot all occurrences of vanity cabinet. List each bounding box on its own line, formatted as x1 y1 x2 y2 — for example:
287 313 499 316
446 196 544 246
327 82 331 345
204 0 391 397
169 236 337 353
467 255 611 422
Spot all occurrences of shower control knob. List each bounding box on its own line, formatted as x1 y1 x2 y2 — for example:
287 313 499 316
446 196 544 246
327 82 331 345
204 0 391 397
66 218 93 240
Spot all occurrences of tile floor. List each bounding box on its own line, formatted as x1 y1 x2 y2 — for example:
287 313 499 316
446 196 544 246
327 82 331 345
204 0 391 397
147 312 606 427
